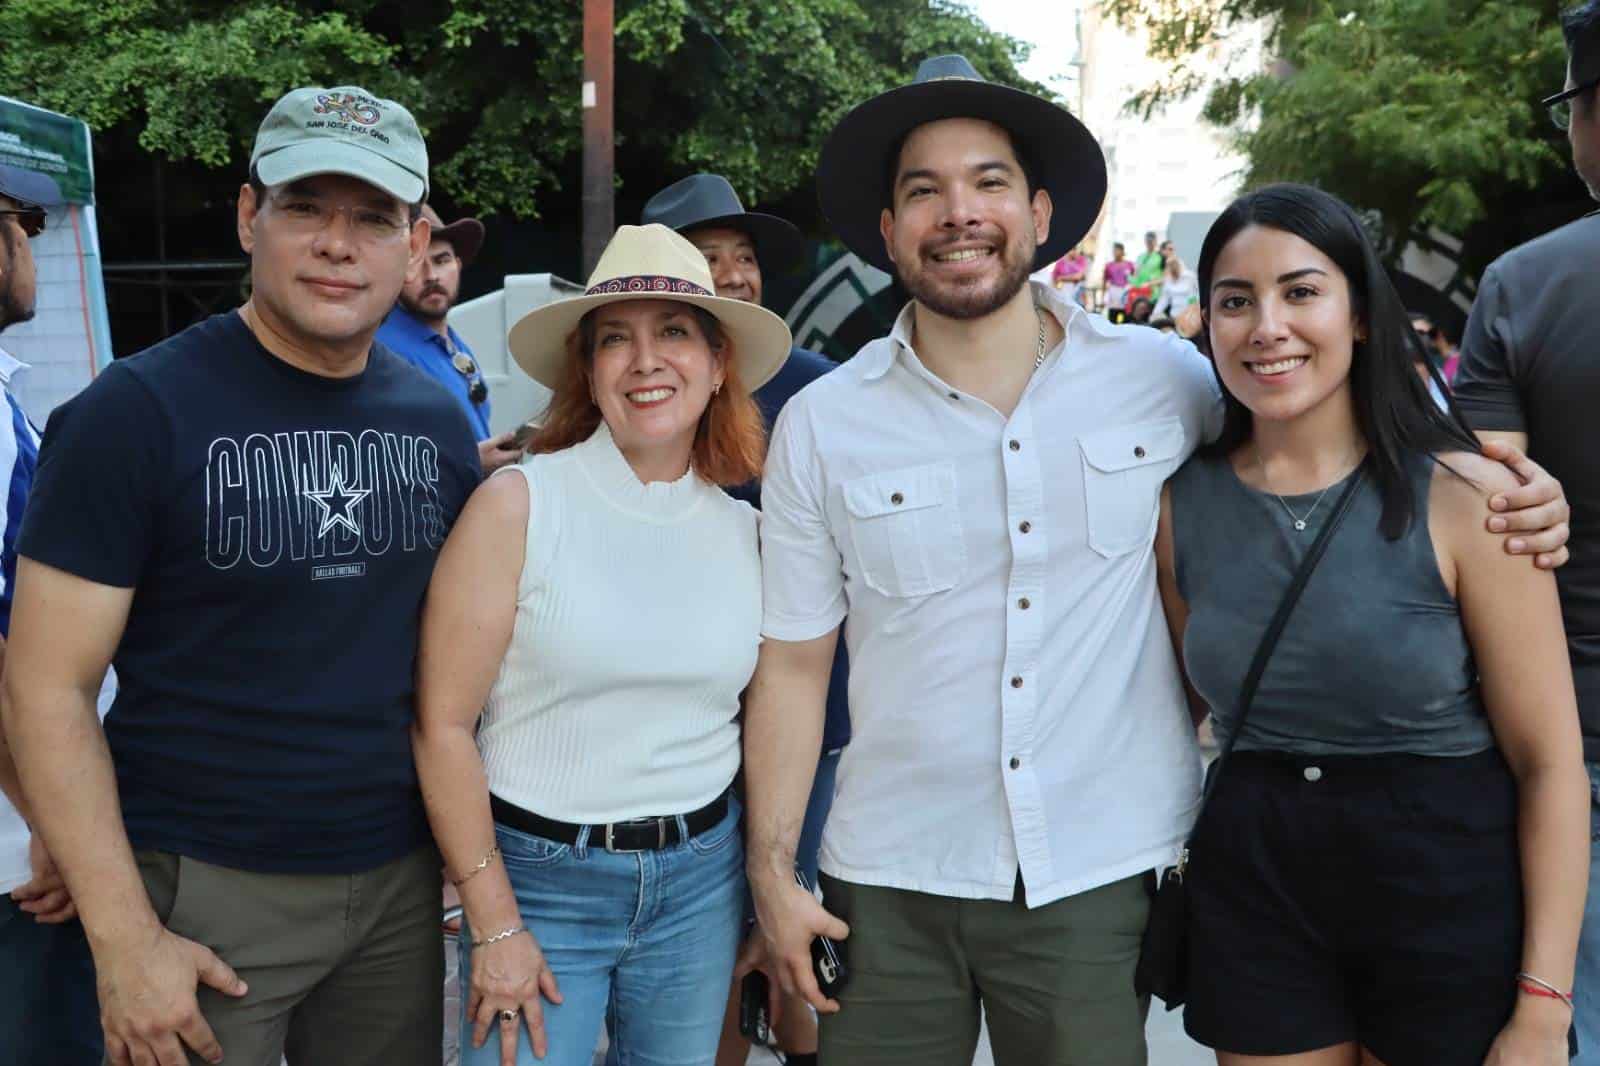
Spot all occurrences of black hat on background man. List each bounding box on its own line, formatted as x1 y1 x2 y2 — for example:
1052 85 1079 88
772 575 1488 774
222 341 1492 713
420 204 485 266
642 173 806 275
815 54 1107 275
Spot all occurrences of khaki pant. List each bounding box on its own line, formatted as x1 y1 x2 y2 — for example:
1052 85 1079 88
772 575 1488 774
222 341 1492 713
817 872 1152 1066
124 846 443 1066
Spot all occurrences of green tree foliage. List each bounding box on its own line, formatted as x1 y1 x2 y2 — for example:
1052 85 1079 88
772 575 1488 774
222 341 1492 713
1103 0 1570 251
0 0 1041 219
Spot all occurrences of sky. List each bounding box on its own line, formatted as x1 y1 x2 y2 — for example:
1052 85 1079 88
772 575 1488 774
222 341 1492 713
966 0 1081 96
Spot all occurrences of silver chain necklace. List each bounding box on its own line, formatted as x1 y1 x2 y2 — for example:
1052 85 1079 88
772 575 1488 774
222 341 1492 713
1256 449 1356 532
1033 304 1048 369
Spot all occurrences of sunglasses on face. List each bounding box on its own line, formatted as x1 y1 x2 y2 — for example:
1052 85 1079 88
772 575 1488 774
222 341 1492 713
1549 77 1600 130
451 351 489 405
0 208 47 238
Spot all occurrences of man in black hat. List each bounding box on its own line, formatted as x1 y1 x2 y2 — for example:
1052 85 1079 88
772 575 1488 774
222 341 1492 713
1455 2 1600 1055
378 203 523 474
740 54 1573 1066
642 172 843 1066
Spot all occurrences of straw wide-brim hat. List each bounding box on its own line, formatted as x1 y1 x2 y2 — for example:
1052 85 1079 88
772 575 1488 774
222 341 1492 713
508 224 793 392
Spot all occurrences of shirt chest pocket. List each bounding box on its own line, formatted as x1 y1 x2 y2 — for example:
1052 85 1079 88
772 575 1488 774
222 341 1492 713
841 463 966 598
1078 417 1185 558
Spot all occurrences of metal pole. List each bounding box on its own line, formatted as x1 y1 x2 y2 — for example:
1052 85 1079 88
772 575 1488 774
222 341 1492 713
581 0 615 277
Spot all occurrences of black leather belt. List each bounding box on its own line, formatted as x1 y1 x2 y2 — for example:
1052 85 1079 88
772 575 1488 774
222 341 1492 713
489 791 730 853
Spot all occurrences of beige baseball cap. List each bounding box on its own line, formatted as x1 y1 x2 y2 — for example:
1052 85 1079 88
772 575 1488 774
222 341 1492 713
250 86 428 204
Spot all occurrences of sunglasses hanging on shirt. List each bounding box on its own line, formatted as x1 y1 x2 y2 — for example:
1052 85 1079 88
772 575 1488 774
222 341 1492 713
451 350 489 405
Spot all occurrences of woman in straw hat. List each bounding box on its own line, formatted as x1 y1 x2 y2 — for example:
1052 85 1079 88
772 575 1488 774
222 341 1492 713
412 224 790 1066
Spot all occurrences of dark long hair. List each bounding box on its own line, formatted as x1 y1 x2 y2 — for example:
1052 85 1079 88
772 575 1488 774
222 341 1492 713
1196 183 1478 540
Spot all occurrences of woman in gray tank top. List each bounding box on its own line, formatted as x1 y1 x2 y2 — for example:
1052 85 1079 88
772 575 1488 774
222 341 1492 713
1155 185 1587 1066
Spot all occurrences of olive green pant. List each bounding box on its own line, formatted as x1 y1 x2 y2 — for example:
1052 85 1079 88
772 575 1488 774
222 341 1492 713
122 846 443 1066
817 872 1152 1066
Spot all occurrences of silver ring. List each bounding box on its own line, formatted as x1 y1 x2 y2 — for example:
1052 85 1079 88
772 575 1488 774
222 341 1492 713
500 1008 519 1023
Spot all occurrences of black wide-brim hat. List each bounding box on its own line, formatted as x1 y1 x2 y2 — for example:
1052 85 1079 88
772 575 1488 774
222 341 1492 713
817 54 1107 275
642 173 806 275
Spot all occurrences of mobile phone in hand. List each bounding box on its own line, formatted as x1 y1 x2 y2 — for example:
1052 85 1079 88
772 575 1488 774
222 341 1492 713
738 969 772 1045
796 870 850 998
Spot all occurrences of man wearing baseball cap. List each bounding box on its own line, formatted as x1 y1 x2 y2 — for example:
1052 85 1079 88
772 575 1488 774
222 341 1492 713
1455 4 1600 1057
3 86 480 1066
378 204 524 474
740 55 1574 1065
643 172 840 1066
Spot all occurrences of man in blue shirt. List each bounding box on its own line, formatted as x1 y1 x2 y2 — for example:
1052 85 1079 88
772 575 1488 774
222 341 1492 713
378 203 523 474
643 173 845 1066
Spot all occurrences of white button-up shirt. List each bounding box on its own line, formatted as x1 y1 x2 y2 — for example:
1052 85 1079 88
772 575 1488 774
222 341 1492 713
760 283 1223 906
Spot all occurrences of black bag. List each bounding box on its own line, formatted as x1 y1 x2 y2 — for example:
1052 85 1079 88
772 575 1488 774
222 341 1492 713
1135 463 1368 1009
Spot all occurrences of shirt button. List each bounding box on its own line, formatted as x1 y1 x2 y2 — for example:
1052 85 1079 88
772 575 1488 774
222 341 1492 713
1134 445 1147 459
1008 439 1021 452
1009 756 1021 770
948 391 959 400
890 492 904 505
1010 676 1023 689
1018 597 1031 610
1018 521 1032 534
1303 766 1323 782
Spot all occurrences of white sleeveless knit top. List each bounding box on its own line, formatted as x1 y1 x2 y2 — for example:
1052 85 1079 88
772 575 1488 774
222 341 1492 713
478 423 761 823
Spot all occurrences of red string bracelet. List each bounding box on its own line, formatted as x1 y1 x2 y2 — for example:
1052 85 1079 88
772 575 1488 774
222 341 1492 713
1517 972 1575 1011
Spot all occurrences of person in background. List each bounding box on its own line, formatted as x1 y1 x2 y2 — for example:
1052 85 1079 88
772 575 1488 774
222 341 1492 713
641 171 847 1066
1162 180 1584 1066
1103 242 1135 321
1152 254 1198 319
413 223 788 1066
1454 3 1600 1057
1052 245 1090 306
2 86 480 1066
1129 295 1155 324
0 163 104 1066
378 203 522 475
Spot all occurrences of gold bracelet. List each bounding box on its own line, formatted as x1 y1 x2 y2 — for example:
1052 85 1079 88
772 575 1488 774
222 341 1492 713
451 844 500 887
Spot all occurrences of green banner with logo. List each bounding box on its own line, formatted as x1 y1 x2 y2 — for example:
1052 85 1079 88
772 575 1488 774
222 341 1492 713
0 96 93 204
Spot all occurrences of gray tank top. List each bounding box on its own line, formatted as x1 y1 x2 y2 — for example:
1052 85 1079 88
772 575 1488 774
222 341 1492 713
1170 448 1493 757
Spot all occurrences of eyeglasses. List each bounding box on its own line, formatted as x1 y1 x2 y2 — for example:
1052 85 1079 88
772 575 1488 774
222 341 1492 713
1549 77 1600 129
0 208 47 238
451 350 489 405
268 194 410 243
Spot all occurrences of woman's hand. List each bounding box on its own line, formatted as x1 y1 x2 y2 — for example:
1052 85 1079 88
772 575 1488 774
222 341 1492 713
467 929 563 1066
1483 997 1570 1066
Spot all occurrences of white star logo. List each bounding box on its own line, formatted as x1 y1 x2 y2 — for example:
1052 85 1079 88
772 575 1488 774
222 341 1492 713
303 465 370 539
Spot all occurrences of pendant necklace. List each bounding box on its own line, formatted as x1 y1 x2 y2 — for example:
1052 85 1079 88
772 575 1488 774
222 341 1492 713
1256 449 1356 532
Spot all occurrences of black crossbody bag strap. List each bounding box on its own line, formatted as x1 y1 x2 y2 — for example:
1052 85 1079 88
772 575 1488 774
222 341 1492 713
1187 462 1369 834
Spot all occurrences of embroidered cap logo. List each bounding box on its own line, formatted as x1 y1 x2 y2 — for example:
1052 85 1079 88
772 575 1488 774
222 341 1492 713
313 93 382 126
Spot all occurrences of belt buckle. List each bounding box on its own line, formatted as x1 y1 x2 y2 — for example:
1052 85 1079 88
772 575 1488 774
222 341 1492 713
604 818 667 853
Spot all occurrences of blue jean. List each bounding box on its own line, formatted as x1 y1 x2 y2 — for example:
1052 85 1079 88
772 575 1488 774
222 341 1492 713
459 798 745 1066
1575 762 1600 1062
0 895 103 1065
797 748 842 887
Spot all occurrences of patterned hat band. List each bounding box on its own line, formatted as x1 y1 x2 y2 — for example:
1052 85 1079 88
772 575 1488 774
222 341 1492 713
585 275 712 298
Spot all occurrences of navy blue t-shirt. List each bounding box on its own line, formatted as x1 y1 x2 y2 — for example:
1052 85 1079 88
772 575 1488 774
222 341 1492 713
17 312 480 874
732 346 851 752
